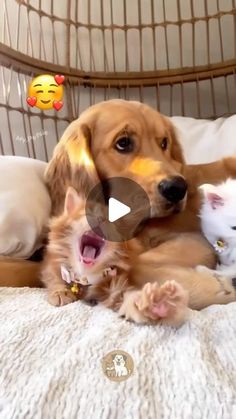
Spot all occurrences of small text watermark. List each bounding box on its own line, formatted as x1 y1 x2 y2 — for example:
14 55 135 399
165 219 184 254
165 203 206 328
15 130 48 144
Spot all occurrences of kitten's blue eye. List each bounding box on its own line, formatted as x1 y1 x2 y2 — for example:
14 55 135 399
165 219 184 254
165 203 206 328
231 226 236 230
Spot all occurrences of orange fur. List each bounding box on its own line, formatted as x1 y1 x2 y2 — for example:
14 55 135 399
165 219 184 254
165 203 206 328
41 187 132 308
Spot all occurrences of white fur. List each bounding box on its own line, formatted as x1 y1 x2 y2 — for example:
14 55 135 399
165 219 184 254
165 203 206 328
199 179 236 276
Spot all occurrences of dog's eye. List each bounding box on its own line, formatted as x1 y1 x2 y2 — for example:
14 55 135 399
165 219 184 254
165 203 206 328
115 137 134 153
160 137 168 151
231 226 236 230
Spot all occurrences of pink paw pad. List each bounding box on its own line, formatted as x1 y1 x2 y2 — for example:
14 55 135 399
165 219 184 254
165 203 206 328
151 302 170 318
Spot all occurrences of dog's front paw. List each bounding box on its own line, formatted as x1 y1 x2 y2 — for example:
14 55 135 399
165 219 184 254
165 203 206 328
135 281 189 326
48 288 77 307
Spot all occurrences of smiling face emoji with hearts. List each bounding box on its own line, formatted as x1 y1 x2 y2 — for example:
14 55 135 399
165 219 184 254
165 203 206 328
27 74 64 111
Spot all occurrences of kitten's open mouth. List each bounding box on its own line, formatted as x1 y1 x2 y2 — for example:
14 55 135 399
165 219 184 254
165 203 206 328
79 231 105 265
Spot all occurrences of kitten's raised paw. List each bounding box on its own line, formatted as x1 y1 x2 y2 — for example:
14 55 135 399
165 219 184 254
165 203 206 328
135 280 189 325
48 289 77 307
103 266 117 278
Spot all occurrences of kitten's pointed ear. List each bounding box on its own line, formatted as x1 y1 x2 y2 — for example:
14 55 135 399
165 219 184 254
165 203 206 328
199 184 224 209
64 187 84 215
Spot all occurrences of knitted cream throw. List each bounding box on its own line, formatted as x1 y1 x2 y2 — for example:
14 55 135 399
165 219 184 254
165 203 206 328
0 287 236 419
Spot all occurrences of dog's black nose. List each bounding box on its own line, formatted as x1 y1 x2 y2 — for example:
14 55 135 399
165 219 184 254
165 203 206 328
158 176 187 203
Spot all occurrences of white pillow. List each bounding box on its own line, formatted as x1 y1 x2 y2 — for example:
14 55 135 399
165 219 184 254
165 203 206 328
171 115 236 164
0 156 51 259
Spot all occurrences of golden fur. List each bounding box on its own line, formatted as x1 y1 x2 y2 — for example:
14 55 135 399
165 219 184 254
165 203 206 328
0 258 41 287
2 99 236 325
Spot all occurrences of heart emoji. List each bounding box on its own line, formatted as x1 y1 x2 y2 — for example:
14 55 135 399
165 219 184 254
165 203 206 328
26 96 37 107
53 100 63 111
54 75 65 85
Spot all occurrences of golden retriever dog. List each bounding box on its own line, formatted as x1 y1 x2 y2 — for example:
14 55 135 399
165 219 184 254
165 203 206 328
1 99 236 324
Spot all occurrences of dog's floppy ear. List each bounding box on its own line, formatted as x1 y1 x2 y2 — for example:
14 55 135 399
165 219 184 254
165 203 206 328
45 119 99 215
164 117 185 165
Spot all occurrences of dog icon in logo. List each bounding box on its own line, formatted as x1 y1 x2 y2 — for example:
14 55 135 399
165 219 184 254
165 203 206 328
109 354 128 377
102 350 134 382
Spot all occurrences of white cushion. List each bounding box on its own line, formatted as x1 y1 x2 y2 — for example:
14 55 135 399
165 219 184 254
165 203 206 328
171 115 236 164
0 156 51 258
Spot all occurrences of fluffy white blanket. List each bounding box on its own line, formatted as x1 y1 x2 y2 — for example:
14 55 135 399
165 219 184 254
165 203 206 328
1 287 236 418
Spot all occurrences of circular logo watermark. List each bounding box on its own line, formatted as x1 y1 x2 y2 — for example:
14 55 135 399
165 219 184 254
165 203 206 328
101 350 134 382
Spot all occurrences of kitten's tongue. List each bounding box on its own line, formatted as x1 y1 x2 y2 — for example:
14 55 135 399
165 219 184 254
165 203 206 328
80 231 105 265
82 245 96 260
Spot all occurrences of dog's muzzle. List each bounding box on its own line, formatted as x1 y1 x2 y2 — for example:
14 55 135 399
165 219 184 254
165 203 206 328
158 176 187 203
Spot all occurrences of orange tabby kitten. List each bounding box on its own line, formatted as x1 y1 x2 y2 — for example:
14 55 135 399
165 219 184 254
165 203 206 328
41 187 131 308
42 187 189 326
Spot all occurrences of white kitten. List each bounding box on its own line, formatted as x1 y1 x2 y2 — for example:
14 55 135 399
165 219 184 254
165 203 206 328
199 178 236 277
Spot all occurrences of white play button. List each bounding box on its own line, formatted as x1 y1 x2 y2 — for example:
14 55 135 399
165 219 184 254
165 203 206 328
108 197 131 222
86 177 151 242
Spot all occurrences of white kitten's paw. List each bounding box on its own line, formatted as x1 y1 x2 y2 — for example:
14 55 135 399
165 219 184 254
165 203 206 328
195 265 213 274
216 263 224 272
